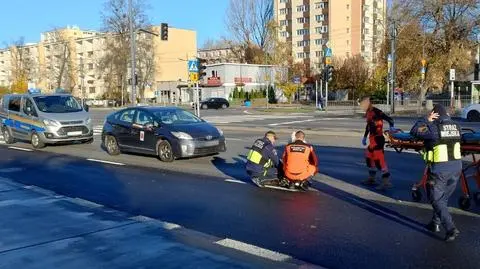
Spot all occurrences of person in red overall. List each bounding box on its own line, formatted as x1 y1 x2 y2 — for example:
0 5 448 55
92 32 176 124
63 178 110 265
359 96 395 190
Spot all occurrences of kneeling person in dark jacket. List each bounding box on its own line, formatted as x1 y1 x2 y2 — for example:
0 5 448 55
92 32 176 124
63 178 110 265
246 131 280 187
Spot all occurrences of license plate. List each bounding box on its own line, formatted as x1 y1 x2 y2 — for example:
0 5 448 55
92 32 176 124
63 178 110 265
204 140 219 147
67 131 82 136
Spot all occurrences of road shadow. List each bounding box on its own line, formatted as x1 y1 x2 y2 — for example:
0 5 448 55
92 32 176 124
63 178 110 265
211 155 251 184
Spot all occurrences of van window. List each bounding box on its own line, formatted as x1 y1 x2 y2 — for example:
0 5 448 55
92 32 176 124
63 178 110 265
23 98 37 117
8 97 21 112
33 95 82 113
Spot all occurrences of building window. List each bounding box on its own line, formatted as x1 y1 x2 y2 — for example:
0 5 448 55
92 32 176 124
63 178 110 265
347 16 350 21
347 4 350 9
297 17 309 23
297 40 310 47
315 26 328 34
87 51 93 57
88 63 94 70
280 31 290 37
280 8 288 15
347 40 350 45
315 14 325 22
365 28 370 34
296 5 309 12
280 20 288 26
365 17 370 23
315 2 326 9
280 0 288 3
314 39 324 45
297 29 309 35
89 87 96 94
297 52 305 59
347 28 350 33
315 51 322 57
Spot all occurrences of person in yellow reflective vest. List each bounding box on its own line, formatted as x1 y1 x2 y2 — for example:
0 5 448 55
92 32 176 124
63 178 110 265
410 104 462 242
246 131 280 187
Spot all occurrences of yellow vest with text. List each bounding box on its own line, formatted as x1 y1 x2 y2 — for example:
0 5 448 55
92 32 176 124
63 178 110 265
423 122 461 163
247 139 273 168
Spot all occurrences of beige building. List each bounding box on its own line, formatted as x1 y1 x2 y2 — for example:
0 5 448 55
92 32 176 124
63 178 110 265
197 47 238 64
0 25 196 101
274 0 387 71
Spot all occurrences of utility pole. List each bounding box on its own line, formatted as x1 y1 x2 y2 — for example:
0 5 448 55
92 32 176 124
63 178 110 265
129 0 137 106
390 21 397 114
315 79 318 109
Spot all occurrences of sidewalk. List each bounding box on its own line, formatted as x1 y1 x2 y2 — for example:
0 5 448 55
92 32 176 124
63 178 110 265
0 177 315 269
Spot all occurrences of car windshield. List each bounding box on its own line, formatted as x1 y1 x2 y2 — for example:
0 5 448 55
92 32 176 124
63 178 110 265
33 95 83 113
153 109 202 125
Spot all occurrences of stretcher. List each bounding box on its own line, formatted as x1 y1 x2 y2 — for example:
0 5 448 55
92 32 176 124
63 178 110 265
384 129 480 210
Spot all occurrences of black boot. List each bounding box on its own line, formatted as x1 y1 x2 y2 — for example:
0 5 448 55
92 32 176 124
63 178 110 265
425 222 441 233
445 228 460 242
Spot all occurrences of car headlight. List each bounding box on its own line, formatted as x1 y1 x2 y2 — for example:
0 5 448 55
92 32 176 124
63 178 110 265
85 117 92 124
217 127 224 136
42 119 59 127
171 131 193 140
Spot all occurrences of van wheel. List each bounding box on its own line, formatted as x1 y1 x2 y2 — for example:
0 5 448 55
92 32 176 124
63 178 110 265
467 110 480 122
158 140 174 162
2 127 15 144
104 135 120 155
31 132 45 149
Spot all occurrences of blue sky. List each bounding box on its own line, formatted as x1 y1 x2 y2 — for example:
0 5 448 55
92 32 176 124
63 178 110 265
0 0 229 47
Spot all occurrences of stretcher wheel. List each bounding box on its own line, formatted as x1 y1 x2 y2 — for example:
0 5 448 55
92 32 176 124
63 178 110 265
411 189 422 202
458 196 471 210
474 192 480 203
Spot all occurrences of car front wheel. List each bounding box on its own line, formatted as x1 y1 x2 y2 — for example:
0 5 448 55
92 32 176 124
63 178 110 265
467 110 480 122
221 104 228 109
31 132 46 149
158 140 174 162
2 127 15 144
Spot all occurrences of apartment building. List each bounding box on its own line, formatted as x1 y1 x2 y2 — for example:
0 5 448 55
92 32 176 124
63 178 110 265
0 25 197 100
197 47 238 64
274 0 387 71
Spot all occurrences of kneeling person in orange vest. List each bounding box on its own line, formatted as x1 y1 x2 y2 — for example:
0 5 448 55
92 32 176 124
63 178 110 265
282 131 318 190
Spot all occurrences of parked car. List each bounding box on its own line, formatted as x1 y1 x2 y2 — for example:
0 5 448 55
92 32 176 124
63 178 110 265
101 106 226 162
462 103 480 121
192 98 230 110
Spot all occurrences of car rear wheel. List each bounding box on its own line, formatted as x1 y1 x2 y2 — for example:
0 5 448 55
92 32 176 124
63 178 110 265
105 135 120 155
221 104 228 109
2 127 15 144
467 110 480 122
31 132 45 149
158 140 174 162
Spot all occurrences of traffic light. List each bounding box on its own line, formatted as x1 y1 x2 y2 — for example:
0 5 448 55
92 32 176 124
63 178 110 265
198 58 207 79
161 23 168 41
325 65 334 82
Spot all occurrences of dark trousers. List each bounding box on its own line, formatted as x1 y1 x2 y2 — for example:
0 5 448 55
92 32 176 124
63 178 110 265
247 166 284 183
426 169 460 231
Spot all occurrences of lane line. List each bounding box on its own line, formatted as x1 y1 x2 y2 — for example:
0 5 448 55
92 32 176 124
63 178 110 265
8 146 33 152
226 138 244 141
224 179 247 184
130 215 182 230
215 238 291 262
86 158 125 166
69 197 104 208
268 118 317 126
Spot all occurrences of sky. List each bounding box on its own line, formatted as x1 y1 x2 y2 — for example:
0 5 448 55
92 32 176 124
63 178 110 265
0 0 229 47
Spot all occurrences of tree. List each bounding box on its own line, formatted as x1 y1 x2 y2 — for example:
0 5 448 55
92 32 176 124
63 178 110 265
9 38 35 94
42 29 77 92
99 0 154 102
277 82 297 104
225 0 273 63
331 55 370 99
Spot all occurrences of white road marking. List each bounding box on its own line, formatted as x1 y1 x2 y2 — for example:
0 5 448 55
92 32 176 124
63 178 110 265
86 158 125 166
8 146 33 152
243 110 253 114
224 179 247 184
215 238 291 262
69 197 104 208
268 118 317 126
0 167 24 173
130 215 182 230
263 185 299 192
93 125 103 136
226 138 243 141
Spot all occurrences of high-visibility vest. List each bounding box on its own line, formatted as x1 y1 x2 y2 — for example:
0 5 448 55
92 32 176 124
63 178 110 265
284 143 314 175
423 122 461 163
247 139 272 168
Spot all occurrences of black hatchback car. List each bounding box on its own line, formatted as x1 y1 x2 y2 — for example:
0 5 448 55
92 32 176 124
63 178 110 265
194 98 230 110
101 106 226 162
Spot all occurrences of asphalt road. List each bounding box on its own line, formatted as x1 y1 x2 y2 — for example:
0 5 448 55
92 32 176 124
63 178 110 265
1 107 480 268
0 146 479 269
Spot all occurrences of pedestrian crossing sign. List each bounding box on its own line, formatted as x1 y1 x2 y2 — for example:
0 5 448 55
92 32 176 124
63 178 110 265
188 60 199 72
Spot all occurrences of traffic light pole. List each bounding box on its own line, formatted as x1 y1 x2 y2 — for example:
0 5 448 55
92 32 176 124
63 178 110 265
390 21 397 114
325 80 328 109
196 82 200 117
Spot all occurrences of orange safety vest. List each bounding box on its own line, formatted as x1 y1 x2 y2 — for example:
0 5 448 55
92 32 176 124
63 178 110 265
283 141 318 180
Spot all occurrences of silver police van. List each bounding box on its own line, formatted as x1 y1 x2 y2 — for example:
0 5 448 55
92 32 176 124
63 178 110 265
0 89 93 148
